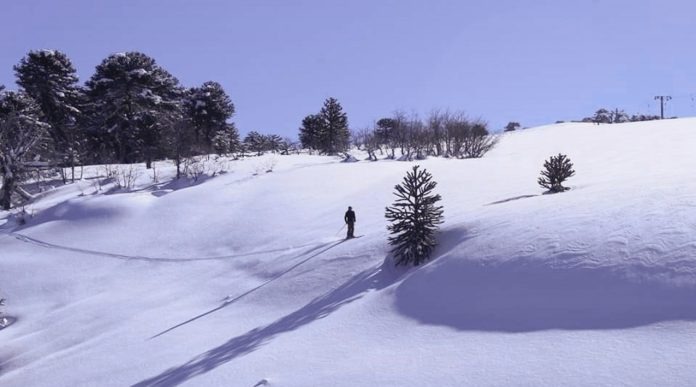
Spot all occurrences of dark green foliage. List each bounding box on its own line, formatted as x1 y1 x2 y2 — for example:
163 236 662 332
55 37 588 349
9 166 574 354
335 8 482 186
14 50 84 178
298 97 350 154
212 123 241 156
504 121 520 132
184 81 235 153
385 165 444 266
538 153 575 193
299 114 322 150
84 52 183 165
244 131 267 156
0 91 49 209
318 97 349 154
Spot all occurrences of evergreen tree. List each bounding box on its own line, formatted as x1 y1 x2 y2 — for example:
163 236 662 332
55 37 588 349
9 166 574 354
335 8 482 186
244 131 266 156
385 165 444 266
299 114 322 151
266 134 283 153
212 123 241 155
504 121 521 132
164 118 195 179
184 81 235 153
538 153 575 193
84 52 182 167
592 108 612 124
376 117 397 158
0 91 49 209
318 97 349 154
14 50 84 181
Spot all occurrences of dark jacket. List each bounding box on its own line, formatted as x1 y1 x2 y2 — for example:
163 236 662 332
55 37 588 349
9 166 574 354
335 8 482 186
344 209 356 224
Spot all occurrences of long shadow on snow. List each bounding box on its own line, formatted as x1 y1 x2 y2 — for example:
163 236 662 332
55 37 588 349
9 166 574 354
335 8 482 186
150 238 354 338
135 262 399 387
395 254 696 332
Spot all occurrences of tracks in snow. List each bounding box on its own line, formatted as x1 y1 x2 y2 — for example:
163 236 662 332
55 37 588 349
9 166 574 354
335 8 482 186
6 231 319 263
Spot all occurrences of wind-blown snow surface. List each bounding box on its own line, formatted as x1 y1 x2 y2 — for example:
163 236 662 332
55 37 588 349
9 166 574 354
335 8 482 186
2 119 696 386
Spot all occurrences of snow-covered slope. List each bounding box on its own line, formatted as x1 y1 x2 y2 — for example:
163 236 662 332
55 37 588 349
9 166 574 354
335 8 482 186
2 119 696 386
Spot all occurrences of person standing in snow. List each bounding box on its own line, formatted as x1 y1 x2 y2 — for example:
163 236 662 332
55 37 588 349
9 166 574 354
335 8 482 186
344 206 356 239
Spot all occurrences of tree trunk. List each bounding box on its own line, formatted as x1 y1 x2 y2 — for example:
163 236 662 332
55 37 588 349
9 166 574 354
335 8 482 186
175 155 181 179
1 175 14 210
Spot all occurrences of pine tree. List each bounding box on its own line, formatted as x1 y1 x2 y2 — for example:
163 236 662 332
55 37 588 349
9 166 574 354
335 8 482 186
14 50 84 181
184 81 235 153
266 134 283 153
385 165 444 266
318 97 349 154
538 153 575 193
212 123 241 155
244 131 267 156
84 52 182 167
0 91 49 209
299 114 322 151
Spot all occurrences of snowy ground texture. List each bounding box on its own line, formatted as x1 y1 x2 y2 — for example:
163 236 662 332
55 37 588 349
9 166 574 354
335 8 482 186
2 119 696 386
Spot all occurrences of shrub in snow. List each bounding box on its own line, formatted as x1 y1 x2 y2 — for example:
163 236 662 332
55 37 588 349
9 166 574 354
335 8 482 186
538 153 575 193
114 165 142 189
342 154 359 163
0 296 7 328
504 121 521 132
385 165 444 266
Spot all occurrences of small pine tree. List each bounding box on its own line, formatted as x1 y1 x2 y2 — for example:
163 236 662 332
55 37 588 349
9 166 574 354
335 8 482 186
385 165 444 266
504 121 521 132
538 153 575 193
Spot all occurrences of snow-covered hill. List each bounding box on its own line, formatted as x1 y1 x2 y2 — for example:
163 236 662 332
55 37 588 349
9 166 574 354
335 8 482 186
2 119 696 386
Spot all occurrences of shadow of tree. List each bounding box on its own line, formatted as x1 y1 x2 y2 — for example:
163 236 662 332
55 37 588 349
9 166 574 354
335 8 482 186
150 239 352 338
134 263 399 387
395 257 696 332
486 194 538 206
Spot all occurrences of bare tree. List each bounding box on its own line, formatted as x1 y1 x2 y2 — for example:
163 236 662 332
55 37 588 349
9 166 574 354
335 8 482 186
461 121 498 158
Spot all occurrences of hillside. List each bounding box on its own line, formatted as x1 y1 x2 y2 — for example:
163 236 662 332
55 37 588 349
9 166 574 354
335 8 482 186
2 119 696 386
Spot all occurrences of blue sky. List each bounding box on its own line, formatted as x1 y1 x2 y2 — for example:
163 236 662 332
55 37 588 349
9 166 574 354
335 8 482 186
2 0 696 136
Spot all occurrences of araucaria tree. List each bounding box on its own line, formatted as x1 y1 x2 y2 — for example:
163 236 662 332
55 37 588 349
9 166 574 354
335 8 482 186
298 97 349 154
0 91 49 210
84 52 182 167
538 153 575 193
385 165 444 266
14 50 83 181
184 81 236 153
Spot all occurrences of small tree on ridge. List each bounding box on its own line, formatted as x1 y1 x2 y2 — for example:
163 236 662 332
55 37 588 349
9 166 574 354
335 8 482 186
385 165 444 266
538 153 575 193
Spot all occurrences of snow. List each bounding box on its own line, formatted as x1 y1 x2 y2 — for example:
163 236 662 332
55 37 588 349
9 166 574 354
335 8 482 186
2 119 696 386
129 69 149 77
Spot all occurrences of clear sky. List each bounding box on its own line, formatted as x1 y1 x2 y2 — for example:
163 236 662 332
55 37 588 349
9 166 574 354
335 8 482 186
2 0 696 136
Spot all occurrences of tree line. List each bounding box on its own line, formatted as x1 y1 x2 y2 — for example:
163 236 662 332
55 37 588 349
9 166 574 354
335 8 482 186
0 50 294 209
351 110 498 161
0 50 499 210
